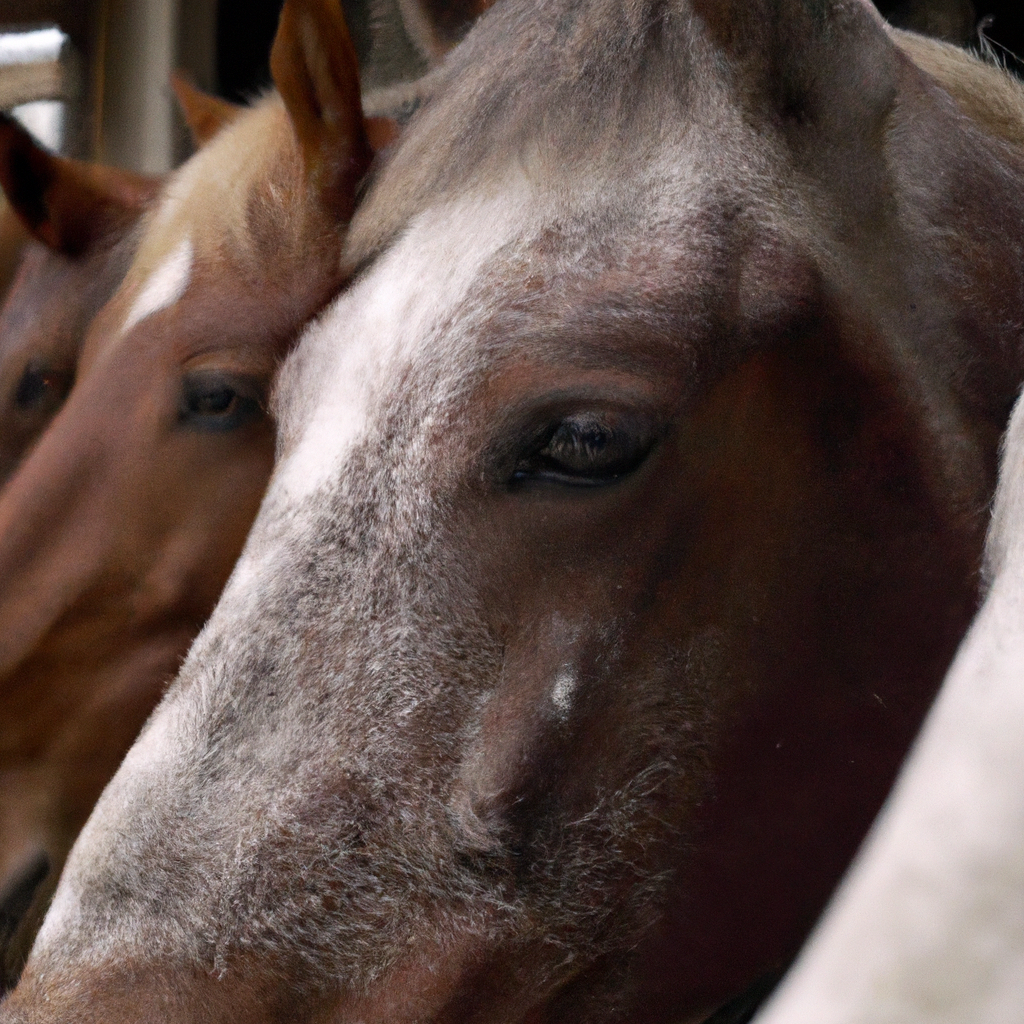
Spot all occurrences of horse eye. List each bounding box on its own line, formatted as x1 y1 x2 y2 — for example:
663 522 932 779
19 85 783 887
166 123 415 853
189 386 235 415
514 411 656 486
179 372 264 432
14 364 73 413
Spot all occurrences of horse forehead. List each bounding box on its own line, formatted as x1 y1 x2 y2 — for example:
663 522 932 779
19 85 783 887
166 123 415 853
272 153 723 505
271 179 543 503
107 96 292 348
119 235 194 337
110 165 218 343
108 177 206 344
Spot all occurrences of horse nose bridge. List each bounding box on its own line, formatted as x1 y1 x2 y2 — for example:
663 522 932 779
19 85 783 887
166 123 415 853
180 538 503 808
0 400 120 678
0 960 310 1024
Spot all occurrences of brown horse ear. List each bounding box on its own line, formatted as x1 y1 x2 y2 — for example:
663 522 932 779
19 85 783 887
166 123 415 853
171 73 242 146
0 114 159 258
365 116 400 152
0 196 29 298
270 0 374 219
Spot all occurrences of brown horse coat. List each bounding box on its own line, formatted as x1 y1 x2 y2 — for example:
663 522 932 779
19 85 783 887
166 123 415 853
0 200 27 300
6 2 1024 1022
752 384 1024 1024
746 39 1024 1022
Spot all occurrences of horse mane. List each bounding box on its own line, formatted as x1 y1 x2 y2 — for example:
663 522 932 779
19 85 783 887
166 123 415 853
126 94 306 292
891 27 1024 149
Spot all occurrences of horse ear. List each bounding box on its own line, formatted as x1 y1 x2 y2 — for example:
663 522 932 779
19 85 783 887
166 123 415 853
171 73 242 146
365 116 400 152
0 114 159 258
691 0 896 181
398 0 495 62
270 0 374 219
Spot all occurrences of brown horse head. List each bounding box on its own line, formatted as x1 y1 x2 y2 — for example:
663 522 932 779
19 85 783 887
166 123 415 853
5 2 1024 1022
0 117 158 484
0 0 377 988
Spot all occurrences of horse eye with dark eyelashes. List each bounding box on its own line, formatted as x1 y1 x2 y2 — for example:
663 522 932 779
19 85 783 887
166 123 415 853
179 371 265 432
513 411 657 486
14 364 73 413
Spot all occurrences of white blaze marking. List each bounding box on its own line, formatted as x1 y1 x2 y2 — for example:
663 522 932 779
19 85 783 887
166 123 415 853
35 700 183 947
272 182 536 504
122 236 194 335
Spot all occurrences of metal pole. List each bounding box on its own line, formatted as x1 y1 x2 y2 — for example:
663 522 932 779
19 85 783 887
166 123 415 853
98 0 180 173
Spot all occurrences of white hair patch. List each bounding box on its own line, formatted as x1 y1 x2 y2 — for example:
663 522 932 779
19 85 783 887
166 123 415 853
122 236 194 335
551 666 578 719
273 181 537 504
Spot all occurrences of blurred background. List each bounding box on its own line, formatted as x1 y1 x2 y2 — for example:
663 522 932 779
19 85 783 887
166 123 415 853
0 0 1021 173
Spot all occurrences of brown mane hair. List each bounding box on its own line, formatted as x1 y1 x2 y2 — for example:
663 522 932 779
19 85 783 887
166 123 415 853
891 27 1024 148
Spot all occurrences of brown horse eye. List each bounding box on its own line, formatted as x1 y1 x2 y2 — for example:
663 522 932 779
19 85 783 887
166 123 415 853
514 412 656 486
189 386 236 416
179 372 264 432
14 365 73 412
